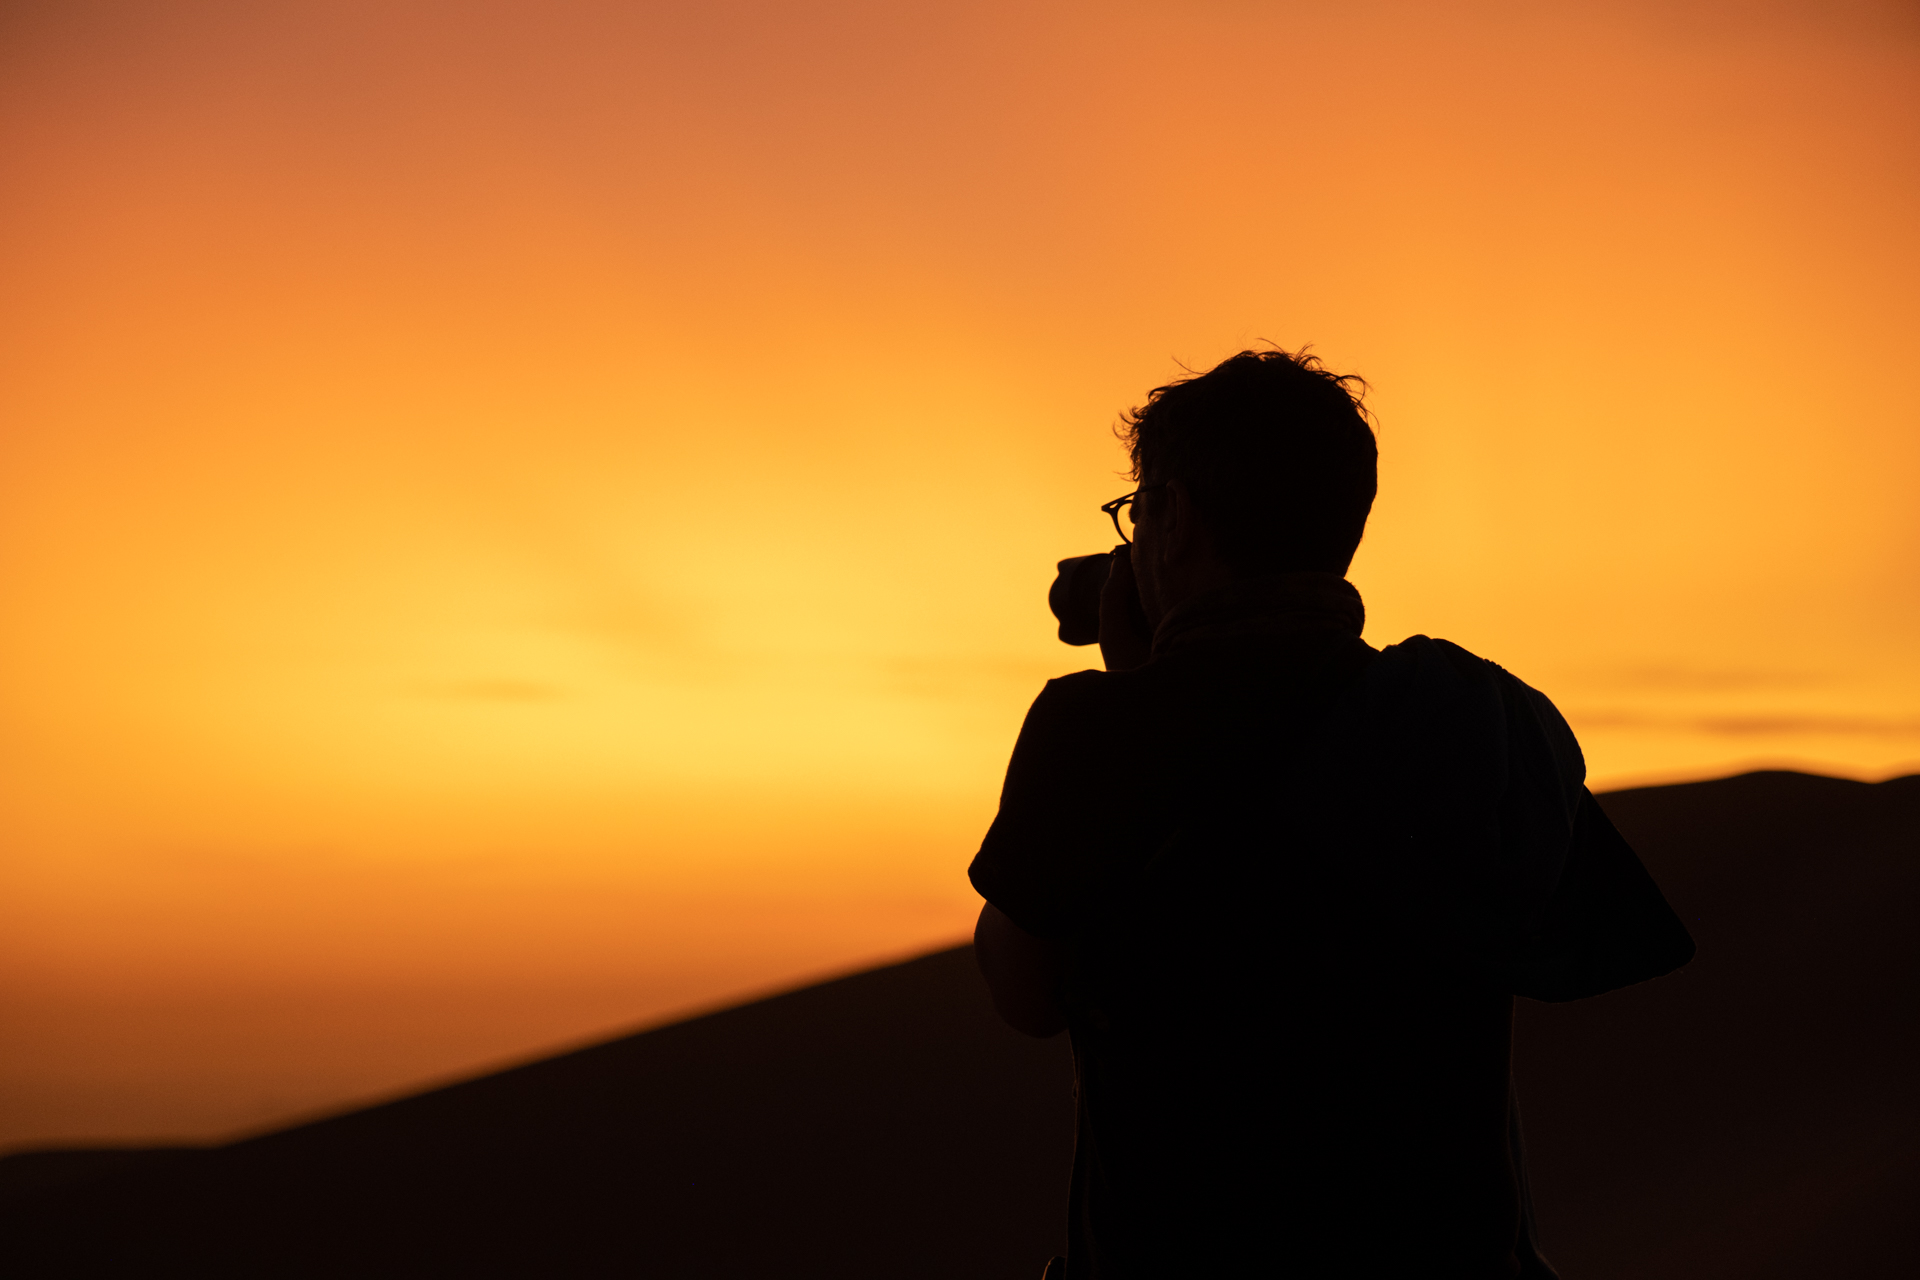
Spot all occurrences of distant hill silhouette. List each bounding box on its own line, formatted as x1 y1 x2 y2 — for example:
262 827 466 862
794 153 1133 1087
1512 771 1919 1278
1 771 1914 1278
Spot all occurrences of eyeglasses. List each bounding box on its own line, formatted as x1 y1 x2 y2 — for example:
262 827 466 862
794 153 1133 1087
1100 483 1165 544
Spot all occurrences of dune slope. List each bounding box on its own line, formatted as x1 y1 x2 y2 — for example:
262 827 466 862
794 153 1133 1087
1 770 1914 1278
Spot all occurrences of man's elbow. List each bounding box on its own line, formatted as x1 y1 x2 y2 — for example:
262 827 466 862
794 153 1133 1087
974 902 1070 1038
996 999 1069 1039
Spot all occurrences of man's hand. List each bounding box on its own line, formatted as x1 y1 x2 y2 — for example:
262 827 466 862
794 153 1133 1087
1098 547 1153 672
974 902 1069 1037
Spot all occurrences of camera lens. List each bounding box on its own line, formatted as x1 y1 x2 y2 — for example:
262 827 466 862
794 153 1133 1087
1048 554 1110 646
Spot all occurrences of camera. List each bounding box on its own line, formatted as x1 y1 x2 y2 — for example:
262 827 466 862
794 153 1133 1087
1047 550 1118 646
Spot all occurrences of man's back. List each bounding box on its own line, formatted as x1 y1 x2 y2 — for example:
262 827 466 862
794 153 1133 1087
973 580 1683 1276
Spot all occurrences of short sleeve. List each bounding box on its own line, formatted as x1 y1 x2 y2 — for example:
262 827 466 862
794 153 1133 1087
1511 789 1697 1001
968 672 1142 939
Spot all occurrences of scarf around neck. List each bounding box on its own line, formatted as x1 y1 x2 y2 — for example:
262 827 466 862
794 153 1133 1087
1151 573 1366 658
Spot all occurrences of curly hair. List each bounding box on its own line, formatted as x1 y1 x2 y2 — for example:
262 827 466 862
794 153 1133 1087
1118 347 1377 575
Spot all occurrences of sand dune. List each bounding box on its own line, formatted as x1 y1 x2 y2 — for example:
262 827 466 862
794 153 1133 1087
1 771 1913 1277
1513 771 1919 1278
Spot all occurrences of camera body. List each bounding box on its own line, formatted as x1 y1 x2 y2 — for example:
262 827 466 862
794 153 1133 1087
1048 551 1116 646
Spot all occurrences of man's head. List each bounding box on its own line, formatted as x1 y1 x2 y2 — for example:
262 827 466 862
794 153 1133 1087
1121 348 1377 580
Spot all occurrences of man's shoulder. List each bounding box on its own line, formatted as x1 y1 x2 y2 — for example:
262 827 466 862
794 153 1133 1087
1372 634 1492 675
1028 666 1117 714
1360 635 1585 791
1030 662 1169 709
1012 668 1138 750
1038 666 1109 694
1366 635 1549 703
1355 635 1498 712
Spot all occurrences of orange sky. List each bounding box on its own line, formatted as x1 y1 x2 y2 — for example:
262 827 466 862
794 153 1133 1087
4 0 1918 1149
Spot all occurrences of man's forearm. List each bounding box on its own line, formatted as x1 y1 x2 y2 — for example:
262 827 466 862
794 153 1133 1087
973 902 1070 1037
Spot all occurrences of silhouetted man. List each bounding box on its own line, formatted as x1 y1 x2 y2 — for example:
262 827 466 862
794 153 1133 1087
970 350 1693 1278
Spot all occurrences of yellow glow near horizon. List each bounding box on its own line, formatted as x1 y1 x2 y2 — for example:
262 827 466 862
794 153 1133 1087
3 0 1918 1147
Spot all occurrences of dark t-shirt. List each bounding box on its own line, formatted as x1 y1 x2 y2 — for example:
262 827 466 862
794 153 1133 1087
970 598 1692 1278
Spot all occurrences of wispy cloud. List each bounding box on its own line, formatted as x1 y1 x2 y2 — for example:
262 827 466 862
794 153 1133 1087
1571 709 1920 739
1570 665 1823 694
